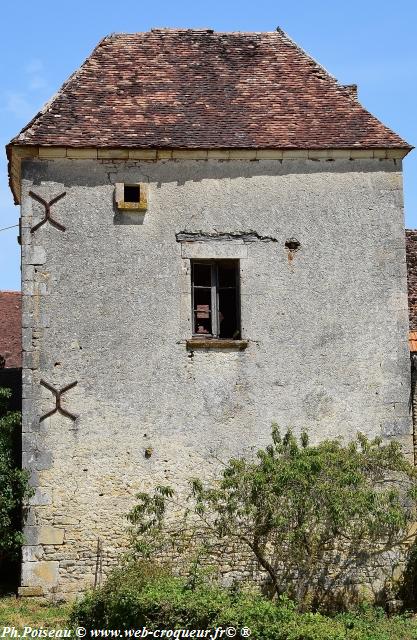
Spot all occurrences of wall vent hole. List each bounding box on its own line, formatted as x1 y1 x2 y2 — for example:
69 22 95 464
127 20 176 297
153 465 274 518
285 239 301 252
124 185 140 203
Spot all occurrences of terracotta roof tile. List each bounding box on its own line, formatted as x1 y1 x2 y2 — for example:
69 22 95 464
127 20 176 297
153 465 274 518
409 331 417 352
9 29 411 150
0 291 21 369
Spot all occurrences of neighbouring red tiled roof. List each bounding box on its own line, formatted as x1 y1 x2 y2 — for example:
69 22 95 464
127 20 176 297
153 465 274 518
8 29 411 150
0 291 21 368
410 331 417 352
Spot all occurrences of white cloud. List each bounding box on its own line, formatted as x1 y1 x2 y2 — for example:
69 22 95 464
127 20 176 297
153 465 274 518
4 91 34 119
29 75 48 90
2 58 50 121
25 58 49 92
25 58 44 74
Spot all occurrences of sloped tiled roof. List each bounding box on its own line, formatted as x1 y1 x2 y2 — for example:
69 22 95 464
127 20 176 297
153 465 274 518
0 291 21 369
9 29 411 150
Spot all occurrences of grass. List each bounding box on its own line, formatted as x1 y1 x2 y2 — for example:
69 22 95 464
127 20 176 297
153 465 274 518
0 597 70 629
1 594 417 639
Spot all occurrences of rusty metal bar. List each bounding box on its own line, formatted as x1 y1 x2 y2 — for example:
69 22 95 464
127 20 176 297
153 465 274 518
39 379 78 422
29 191 67 233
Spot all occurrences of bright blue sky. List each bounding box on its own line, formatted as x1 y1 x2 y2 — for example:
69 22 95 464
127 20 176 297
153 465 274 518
1 0 416 291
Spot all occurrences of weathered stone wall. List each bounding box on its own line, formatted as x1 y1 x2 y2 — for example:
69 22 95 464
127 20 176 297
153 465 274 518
406 230 417 331
19 156 411 599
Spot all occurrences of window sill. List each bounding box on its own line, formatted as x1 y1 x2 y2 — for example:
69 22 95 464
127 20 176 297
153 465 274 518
186 338 249 351
116 202 147 212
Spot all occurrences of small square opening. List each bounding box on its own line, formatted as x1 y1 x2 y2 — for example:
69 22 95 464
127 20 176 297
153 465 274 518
124 185 140 203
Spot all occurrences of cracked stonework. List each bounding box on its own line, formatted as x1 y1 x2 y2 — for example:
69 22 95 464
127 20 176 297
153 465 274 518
176 230 278 243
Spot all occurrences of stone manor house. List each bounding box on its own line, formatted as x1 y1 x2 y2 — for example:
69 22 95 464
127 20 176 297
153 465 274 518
6 28 414 599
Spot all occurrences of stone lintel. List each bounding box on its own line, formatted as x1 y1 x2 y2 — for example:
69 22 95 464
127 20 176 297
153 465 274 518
181 242 248 260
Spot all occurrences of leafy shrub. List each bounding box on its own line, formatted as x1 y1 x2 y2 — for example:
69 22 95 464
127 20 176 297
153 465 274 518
128 428 417 609
0 387 32 561
71 561 417 639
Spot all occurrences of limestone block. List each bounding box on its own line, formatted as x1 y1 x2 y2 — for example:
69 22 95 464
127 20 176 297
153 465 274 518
172 150 208 159
229 150 256 159
29 488 53 506
22 384 33 400
22 312 33 328
28 247 46 265
38 147 66 158
207 150 230 159
22 330 33 352
98 148 129 159
256 150 283 159
350 150 373 159
22 561 59 586
128 150 157 159
25 526 65 545
282 149 308 158
22 545 44 562
157 150 172 158
22 265 35 281
18 586 44 597
22 281 34 295
66 148 97 159
39 527 65 545
386 149 407 159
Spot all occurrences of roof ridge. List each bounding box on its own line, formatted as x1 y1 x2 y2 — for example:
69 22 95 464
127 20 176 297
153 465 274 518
275 27 337 83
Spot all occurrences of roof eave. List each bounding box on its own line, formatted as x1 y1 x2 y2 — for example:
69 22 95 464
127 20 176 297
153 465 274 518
6 143 413 206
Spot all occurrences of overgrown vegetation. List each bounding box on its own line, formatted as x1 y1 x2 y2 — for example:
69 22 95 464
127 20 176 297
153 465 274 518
71 561 417 639
0 597 70 629
0 387 32 564
128 427 417 610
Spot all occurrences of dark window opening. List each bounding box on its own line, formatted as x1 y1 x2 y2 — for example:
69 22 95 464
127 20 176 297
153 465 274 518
124 185 140 203
191 260 241 339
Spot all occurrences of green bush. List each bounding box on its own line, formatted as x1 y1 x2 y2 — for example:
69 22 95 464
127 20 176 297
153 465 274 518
0 387 32 561
71 562 417 639
128 428 417 609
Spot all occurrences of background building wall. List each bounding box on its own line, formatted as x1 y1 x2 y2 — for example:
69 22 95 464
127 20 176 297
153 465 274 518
0 291 22 369
19 156 411 598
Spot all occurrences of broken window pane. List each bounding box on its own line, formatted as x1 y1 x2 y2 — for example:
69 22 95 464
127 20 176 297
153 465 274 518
219 288 240 339
193 263 212 287
193 287 212 335
191 260 240 339
218 261 237 288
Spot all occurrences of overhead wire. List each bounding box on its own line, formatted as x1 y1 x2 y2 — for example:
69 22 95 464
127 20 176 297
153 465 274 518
0 224 18 233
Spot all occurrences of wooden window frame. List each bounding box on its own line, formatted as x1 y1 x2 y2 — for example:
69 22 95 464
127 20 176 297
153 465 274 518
191 259 241 340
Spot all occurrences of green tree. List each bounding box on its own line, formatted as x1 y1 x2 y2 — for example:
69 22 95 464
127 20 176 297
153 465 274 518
128 428 417 609
0 387 32 562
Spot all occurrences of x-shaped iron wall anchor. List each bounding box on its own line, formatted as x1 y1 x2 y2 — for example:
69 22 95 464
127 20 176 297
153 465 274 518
29 191 67 233
39 379 78 422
